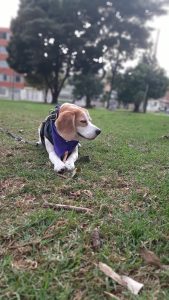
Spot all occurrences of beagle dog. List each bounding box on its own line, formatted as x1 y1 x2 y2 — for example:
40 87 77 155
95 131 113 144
38 103 101 173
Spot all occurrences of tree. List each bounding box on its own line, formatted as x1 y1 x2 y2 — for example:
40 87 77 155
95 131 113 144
72 43 104 107
100 0 168 108
7 0 86 103
72 0 168 108
72 73 103 108
7 0 168 104
7 0 106 104
116 63 169 112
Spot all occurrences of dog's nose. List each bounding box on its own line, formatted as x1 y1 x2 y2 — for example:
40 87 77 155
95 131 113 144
95 129 101 136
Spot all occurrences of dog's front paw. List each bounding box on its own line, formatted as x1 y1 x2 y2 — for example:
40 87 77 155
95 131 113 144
54 161 66 173
65 161 75 171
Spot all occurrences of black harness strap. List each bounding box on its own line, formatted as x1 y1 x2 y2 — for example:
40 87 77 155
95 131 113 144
40 105 60 146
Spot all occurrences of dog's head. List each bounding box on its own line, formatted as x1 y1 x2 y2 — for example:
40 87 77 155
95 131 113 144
55 103 101 141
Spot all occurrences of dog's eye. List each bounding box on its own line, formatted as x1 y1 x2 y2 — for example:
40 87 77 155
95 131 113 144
80 120 87 124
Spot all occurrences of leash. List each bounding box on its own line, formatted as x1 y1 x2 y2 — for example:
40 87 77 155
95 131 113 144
0 127 37 146
0 105 60 146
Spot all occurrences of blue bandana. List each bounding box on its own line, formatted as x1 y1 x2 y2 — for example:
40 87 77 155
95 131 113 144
51 120 78 160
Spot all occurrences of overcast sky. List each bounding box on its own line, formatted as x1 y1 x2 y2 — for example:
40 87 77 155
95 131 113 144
0 0 169 75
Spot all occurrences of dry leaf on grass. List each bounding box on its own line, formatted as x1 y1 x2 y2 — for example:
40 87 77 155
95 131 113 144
139 247 169 270
73 290 85 300
161 265 169 270
16 246 32 255
69 190 82 198
139 247 161 268
6 152 14 157
99 262 143 295
71 167 81 178
116 177 129 189
12 259 37 270
83 190 93 197
69 189 93 199
44 220 68 235
136 188 149 196
91 228 101 251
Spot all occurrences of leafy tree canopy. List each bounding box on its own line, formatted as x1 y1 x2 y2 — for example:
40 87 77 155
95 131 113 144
116 63 169 112
7 0 168 104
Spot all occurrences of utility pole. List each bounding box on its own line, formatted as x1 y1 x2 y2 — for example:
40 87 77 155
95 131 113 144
11 70 15 100
154 29 160 59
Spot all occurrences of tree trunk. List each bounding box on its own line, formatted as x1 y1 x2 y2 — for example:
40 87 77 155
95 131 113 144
143 98 148 113
44 88 48 103
85 95 92 108
50 72 70 104
143 84 149 113
51 89 59 104
106 92 111 109
133 102 140 113
107 52 120 109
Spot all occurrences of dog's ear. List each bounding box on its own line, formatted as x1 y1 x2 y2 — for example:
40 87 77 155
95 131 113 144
56 111 76 141
83 108 92 121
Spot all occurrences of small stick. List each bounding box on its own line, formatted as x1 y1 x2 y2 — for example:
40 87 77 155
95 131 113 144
104 291 121 300
56 173 68 179
42 202 92 214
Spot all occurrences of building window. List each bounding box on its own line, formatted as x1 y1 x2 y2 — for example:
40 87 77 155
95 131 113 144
3 74 7 81
0 32 7 39
0 46 7 54
6 32 11 40
0 74 9 81
0 87 7 95
0 60 8 68
15 75 21 83
0 32 10 40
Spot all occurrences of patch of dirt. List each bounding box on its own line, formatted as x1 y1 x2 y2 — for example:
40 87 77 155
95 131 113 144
12 258 38 270
0 177 26 198
59 186 93 199
15 194 37 209
73 290 85 300
44 219 68 235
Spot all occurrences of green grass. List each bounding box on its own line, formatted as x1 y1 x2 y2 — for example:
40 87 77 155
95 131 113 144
1 99 169 299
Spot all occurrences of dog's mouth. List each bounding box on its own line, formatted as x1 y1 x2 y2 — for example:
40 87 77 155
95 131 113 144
77 132 96 140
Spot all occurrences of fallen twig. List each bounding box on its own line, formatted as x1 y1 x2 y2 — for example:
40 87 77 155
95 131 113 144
56 173 68 179
104 291 121 300
42 202 92 214
99 262 144 295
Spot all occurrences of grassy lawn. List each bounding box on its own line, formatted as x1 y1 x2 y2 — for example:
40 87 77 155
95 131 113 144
1 99 169 300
